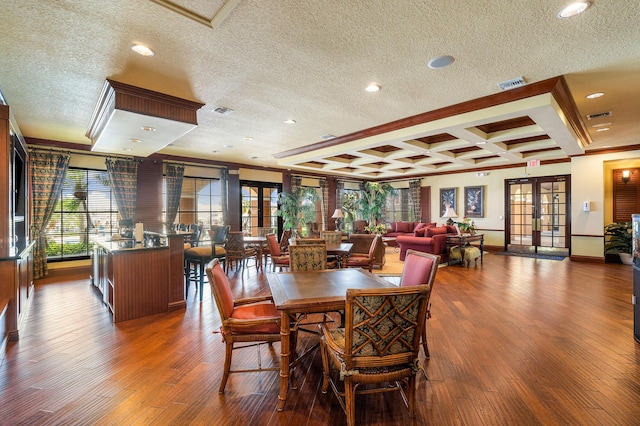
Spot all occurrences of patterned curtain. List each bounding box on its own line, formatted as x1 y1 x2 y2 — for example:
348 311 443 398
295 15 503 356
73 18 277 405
409 179 422 222
336 180 345 211
165 163 185 228
319 178 329 230
105 158 138 222
220 168 228 225
291 176 302 195
30 150 71 279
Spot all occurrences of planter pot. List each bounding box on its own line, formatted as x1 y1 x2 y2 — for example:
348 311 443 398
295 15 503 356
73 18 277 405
619 253 633 265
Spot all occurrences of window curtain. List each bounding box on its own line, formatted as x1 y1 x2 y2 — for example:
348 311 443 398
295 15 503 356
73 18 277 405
30 150 71 279
319 179 329 230
409 179 422 222
105 158 138 222
220 168 229 225
291 176 302 195
336 180 344 211
165 163 185 228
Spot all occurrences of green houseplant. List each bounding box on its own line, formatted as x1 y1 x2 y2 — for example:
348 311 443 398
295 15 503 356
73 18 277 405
358 182 396 228
604 221 632 264
277 187 320 236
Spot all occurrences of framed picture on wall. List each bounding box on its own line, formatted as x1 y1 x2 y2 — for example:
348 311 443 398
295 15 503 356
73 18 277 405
440 187 457 216
464 185 484 217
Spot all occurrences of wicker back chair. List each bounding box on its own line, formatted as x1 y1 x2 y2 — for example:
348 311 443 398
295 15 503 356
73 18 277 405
289 244 327 272
226 231 259 273
266 233 290 271
319 285 432 426
320 230 342 245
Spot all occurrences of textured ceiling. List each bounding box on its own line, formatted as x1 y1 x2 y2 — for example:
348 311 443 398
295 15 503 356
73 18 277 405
1 1 639 178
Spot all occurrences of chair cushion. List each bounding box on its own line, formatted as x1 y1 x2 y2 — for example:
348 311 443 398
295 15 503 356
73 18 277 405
211 262 235 316
230 302 281 333
328 328 345 349
401 254 436 287
425 226 448 237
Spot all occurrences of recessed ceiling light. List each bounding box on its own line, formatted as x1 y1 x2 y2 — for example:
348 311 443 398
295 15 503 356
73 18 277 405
129 138 141 143
602 145 612 148
212 150 220 153
428 55 455 69
284 119 296 124
122 147 133 152
223 144 233 148
244 136 253 141
586 92 604 99
476 141 487 145
596 128 610 132
557 1 591 19
141 126 156 132
364 83 381 93
592 122 611 128
131 44 155 57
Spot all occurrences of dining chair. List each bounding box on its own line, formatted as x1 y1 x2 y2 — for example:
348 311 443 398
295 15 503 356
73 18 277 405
279 229 292 254
184 225 229 301
319 285 432 426
399 249 440 358
320 230 342 245
206 259 286 394
226 231 260 273
289 244 327 272
255 227 274 266
266 233 290 271
345 234 381 272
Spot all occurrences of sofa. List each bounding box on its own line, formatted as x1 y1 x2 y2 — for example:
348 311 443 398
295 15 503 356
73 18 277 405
349 233 386 269
396 225 458 261
385 221 435 238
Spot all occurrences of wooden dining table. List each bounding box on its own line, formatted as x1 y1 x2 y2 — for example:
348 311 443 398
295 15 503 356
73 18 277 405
325 242 353 268
266 268 395 411
243 235 267 270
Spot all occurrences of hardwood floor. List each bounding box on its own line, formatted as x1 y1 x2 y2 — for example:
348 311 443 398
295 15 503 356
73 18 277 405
1 253 639 425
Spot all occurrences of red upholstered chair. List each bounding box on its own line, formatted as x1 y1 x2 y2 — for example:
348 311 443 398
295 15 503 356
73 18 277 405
266 233 290 271
206 259 287 394
346 234 381 272
399 249 440 358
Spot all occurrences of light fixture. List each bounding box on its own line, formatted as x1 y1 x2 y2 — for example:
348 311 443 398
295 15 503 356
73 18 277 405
592 122 611 128
244 136 253 141
622 170 630 184
223 144 233 148
557 1 591 19
141 126 156 132
476 172 489 177
475 141 487 145
129 138 141 143
442 206 458 225
131 44 155 57
284 119 296 124
596 127 610 132
331 209 344 231
364 83 381 92
428 55 455 69
586 92 604 99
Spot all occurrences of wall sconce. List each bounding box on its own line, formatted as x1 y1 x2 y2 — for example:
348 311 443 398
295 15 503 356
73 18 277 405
622 170 630 184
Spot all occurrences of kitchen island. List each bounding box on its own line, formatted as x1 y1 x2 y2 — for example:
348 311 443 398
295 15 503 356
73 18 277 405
91 230 188 322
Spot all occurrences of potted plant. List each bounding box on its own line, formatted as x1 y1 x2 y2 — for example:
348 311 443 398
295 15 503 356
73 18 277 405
359 182 396 227
604 221 632 264
457 217 476 234
277 187 320 237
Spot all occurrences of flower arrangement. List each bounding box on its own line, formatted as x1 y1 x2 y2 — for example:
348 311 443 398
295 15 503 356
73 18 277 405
457 217 476 234
364 223 387 234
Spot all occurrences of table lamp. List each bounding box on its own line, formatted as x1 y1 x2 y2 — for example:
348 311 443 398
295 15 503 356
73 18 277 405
331 208 344 231
442 206 457 226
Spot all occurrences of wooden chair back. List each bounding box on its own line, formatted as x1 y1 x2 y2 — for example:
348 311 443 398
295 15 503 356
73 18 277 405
320 230 342 245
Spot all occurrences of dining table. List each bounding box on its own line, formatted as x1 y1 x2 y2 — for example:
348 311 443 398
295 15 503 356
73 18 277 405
266 268 396 411
243 235 267 270
325 242 353 268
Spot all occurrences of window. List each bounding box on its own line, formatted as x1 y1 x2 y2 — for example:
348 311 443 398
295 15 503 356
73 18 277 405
46 168 117 260
240 181 281 237
164 176 223 240
386 188 412 222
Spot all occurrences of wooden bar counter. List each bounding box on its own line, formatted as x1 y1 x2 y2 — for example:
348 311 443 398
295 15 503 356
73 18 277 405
91 231 187 323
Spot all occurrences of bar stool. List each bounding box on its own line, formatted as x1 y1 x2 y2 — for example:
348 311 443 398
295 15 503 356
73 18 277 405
184 225 229 301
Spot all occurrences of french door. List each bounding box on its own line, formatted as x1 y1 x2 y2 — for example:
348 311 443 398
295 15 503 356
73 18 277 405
505 175 570 255
240 181 282 237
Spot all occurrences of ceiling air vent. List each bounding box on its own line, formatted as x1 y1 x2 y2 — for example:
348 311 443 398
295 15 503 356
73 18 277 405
586 111 612 120
213 106 234 115
498 77 527 91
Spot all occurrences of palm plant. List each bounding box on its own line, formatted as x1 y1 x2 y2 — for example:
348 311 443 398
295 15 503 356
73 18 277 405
277 187 320 235
359 182 395 226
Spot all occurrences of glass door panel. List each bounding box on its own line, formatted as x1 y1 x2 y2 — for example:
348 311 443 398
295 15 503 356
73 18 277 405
240 181 282 237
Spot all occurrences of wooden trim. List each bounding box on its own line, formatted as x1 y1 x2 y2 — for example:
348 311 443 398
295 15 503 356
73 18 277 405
39 265 91 279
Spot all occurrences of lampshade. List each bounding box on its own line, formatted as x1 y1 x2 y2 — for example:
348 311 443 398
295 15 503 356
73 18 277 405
442 207 457 218
331 209 344 219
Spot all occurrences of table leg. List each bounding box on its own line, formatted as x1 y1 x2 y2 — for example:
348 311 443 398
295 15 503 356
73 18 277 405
277 310 290 411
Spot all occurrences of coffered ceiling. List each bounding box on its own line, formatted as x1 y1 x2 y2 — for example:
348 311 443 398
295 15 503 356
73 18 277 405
1 1 639 179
